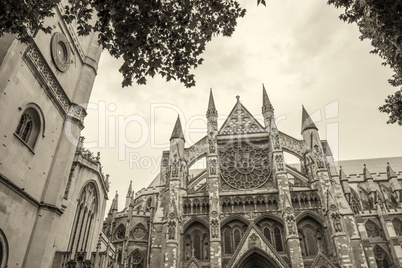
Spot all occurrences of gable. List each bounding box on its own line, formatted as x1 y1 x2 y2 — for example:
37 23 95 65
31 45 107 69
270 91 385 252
228 222 289 268
219 101 265 135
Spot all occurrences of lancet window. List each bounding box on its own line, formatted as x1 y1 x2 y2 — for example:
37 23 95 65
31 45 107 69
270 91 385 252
183 222 209 261
68 183 98 257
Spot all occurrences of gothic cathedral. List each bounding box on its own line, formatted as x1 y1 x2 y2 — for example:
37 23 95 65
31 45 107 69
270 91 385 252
103 89 402 268
0 3 111 268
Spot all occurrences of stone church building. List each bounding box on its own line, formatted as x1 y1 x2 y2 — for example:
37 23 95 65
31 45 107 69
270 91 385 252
1 3 402 268
103 89 402 268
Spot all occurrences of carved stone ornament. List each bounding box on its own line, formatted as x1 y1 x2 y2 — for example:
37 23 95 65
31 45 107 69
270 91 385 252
285 215 296 235
51 32 71 72
331 212 342 232
168 220 176 240
248 233 261 248
220 145 271 190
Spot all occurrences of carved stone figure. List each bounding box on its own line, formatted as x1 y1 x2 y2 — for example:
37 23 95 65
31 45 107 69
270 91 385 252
331 212 342 232
211 219 219 238
286 215 296 235
168 220 176 240
275 154 284 171
210 158 217 175
172 154 179 177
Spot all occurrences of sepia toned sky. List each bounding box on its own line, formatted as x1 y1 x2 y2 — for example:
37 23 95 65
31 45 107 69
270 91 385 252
81 0 402 209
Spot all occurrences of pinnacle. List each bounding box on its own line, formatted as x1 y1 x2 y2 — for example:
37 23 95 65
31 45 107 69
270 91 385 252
262 84 274 114
363 164 373 180
112 191 119 210
126 180 132 197
206 88 218 116
170 115 185 141
387 162 397 179
301 105 318 133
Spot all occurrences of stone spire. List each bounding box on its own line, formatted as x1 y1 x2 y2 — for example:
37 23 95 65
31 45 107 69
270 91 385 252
301 105 318 133
262 84 274 115
113 191 119 211
170 116 185 141
126 180 132 198
206 88 217 117
363 164 374 181
125 180 132 208
387 162 397 179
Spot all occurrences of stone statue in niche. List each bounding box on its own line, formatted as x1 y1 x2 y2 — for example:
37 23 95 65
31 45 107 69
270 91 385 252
209 131 216 153
272 130 280 150
168 220 176 240
275 154 284 171
286 215 296 235
313 145 325 169
210 193 219 213
331 212 342 232
171 154 179 177
210 158 217 175
210 219 219 238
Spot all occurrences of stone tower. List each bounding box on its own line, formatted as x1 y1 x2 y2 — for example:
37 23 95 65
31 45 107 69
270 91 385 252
0 4 106 268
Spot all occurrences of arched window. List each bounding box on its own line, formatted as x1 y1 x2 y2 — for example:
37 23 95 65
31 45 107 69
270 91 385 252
297 216 326 257
304 226 317 255
224 228 232 254
115 224 126 240
128 249 145 268
374 246 391 268
68 183 98 258
0 229 8 268
263 227 271 243
274 227 283 251
15 107 42 149
183 222 209 261
365 220 381 238
392 218 402 236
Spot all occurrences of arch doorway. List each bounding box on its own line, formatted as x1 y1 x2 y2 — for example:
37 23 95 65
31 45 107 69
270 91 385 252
233 248 282 268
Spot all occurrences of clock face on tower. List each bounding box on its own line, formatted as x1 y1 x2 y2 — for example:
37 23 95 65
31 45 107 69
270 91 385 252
51 32 71 72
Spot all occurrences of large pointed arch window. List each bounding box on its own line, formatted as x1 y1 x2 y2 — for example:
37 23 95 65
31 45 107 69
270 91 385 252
297 216 327 257
183 222 209 261
223 228 232 254
68 183 98 257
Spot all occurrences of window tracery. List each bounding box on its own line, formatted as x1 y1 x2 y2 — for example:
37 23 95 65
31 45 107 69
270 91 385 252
222 220 248 255
392 218 402 236
297 217 327 257
115 224 126 240
15 107 41 148
68 183 98 257
183 222 209 261
365 220 382 238
219 144 271 190
374 246 390 268
128 250 144 268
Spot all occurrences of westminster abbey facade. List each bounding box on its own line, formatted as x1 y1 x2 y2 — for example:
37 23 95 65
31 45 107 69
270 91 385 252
103 89 402 268
1 3 402 268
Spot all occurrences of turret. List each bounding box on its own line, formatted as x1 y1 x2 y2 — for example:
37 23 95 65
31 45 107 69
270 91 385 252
125 180 132 208
363 164 377 203
387 162 401 198
169 116 185 180
301 106 321 151
339 166 351 202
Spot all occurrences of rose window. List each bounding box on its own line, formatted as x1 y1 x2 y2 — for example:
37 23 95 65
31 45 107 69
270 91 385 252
132 226 146 240
219 145 271 189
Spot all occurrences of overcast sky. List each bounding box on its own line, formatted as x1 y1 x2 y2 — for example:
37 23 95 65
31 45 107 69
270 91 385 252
81 0 402 209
